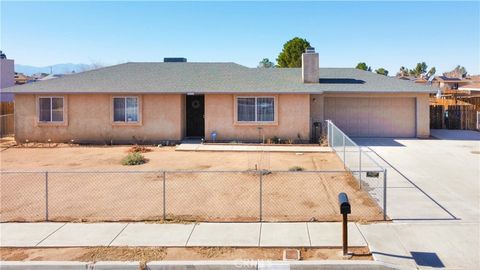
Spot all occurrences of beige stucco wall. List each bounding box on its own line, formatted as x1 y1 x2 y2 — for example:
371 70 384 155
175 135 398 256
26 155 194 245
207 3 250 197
14 94 185 143
14 91 429 144
415 93 430 138
310 92 430 138
204 94 311 142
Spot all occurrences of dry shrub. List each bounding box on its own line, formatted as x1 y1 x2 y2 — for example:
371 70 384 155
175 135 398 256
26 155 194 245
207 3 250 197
128 145 152 153
289 166 304 171
122 152 146 165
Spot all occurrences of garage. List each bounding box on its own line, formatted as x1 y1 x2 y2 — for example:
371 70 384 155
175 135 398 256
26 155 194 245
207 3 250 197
324 97 416 137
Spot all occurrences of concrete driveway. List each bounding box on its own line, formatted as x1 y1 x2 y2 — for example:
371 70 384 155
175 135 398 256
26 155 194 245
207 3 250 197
356 129 479 222
355 130 479 269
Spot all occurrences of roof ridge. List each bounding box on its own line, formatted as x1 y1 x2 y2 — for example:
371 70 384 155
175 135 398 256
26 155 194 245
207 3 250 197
127 61 242 65
22 62 131 87
4 62 437 94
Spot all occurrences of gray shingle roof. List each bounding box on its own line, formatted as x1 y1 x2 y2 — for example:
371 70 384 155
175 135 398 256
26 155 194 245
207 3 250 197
4 62 437 94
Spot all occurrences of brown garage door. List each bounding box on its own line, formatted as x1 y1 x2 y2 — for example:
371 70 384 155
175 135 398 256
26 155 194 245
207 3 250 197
324 97 416 137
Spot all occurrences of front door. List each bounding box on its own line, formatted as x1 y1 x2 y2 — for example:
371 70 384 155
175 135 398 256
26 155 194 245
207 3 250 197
186 95 205 137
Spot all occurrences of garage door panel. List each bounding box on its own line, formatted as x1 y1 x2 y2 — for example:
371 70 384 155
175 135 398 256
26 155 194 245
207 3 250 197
324 97 416 137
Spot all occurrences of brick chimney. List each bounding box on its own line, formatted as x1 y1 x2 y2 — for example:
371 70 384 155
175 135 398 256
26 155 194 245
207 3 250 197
302 47 319 83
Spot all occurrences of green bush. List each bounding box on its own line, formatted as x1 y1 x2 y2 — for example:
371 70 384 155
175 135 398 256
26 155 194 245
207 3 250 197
122 152 146 165
289 166 304 171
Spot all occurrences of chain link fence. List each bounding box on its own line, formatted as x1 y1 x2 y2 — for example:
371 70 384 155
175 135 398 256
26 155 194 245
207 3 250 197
0 169 385 222
325 120 387 219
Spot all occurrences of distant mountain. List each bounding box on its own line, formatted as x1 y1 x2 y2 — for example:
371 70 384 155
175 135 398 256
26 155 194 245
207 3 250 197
14 63 92 75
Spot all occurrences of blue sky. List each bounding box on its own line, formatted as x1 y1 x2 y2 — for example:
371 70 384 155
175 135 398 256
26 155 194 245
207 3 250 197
1 1 479 74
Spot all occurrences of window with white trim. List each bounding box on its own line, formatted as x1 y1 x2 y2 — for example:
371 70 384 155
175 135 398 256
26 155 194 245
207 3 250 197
237 97 275 122
113 97 139 122
39 97 64 122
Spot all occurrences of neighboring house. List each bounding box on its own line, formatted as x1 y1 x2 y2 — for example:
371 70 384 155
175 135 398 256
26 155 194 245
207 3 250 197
31 73 49 81
396 75 429 84
458 83 480 96
4 48 436 143
468 75 480 82
38 73 67 81
14 72 33 85
0 57 15 102
432 76 471 92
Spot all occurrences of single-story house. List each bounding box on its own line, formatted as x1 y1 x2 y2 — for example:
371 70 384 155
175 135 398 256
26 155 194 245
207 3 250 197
5 48 436 144
432 76 471 91
458 83 480 96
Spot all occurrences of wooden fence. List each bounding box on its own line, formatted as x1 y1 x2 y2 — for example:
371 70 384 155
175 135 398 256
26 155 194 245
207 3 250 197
429 97 471 107
0 114 14 137
0 102 14 137
430 105 444 129
430 105 478 130
458 96 480 110
0 102 14 115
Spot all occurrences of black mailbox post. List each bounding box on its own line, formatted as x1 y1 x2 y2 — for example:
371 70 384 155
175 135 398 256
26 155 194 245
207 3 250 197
338 192 351 256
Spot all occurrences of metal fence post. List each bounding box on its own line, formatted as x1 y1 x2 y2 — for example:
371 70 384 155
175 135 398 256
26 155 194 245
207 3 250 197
45 171 49 221
259 172 263 222
359 147 362 189
383 169 387 221
163 171 166 220
330 121 334 148
327 121 331 146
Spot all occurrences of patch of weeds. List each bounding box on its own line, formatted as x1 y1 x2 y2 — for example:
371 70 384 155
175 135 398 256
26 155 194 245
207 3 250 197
122 152 146 165
289 166 304 171
268 136 281 144
128 145 152 153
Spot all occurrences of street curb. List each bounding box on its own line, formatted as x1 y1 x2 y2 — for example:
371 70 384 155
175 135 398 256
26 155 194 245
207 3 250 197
0 260 407 270
0 261 89 270
92 261 140 270
146 260 406 270
146 260 256 269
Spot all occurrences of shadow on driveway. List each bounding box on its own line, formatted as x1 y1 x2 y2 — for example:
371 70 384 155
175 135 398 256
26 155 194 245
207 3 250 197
430 129 480 141
373 251 445 268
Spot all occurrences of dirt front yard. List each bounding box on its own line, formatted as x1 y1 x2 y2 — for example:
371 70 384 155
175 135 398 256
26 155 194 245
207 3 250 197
0 146 384 222
0 247 372 262
1 145 340 171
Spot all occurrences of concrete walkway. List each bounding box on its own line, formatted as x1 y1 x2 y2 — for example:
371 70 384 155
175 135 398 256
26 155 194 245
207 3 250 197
176 143 331 153
0 222 367 248
359 222 479 270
